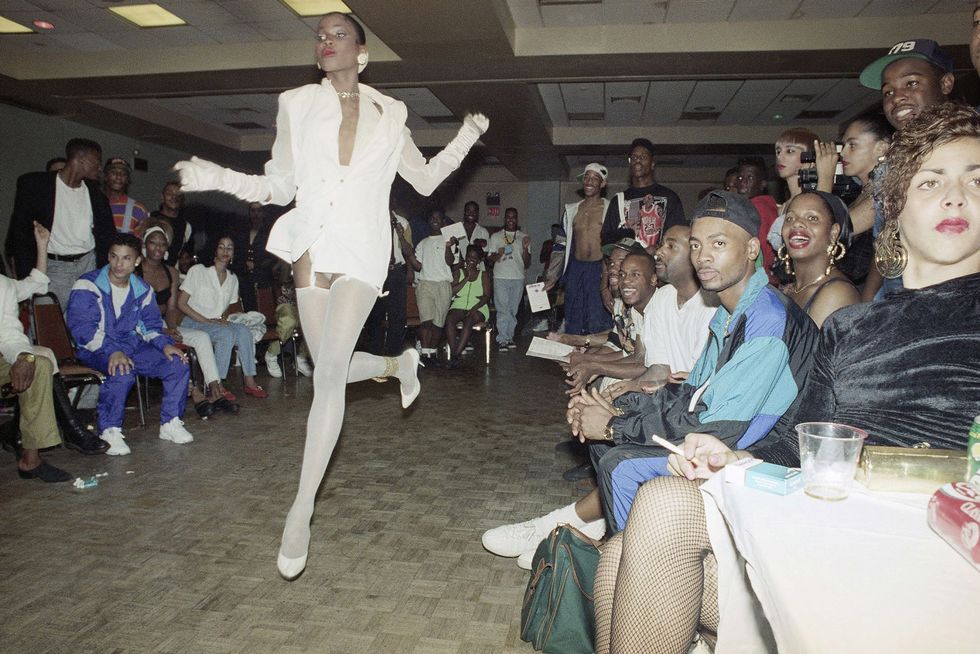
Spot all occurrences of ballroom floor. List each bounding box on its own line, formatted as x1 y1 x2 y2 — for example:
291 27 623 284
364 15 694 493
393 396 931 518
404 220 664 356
1 340 593 653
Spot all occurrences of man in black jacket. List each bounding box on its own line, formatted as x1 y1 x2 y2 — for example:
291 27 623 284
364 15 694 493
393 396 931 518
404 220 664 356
7 138 115 308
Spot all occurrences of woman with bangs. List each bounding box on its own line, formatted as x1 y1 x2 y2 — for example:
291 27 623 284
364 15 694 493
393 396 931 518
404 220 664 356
592 102 980 654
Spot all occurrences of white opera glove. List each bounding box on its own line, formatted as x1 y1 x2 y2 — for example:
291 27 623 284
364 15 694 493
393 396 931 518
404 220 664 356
173 156 270 203
444 113 489 159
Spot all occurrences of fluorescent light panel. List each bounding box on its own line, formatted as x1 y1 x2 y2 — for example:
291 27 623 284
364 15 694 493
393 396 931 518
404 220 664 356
0 16 32 33
280 0 352 17
109 4 186 28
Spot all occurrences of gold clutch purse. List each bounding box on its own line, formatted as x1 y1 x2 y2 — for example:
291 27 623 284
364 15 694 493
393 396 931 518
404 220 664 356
856 444 967 493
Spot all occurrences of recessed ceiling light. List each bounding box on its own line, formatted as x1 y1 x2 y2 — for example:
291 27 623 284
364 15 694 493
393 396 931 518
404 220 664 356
280 0 352 17
0 16 32 33
772 113 785 121
32 19 54 30
108 3 186 28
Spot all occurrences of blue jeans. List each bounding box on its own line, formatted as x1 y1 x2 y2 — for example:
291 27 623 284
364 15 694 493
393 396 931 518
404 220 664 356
493 277 524 344
180 317 256 378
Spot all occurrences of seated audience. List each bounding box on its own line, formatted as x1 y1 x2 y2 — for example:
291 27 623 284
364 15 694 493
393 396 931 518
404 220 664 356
67 234 194 455
593 102 980 654
265 259 313 378
776 191 860 327
4 223 107 482
482 192 819 567
604 224 718 399
150 181 193 265
139 223 238 417
177 235 267 400
414 209 455 366
445 245 490 367
722 167 739 193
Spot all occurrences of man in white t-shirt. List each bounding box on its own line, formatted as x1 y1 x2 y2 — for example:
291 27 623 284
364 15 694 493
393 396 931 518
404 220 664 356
606 223 719 399
453 201 490 265
487 208 530 350
414 209 455 365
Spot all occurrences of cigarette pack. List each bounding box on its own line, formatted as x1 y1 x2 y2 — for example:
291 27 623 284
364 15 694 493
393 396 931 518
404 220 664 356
744 462 804 496
724 457 762 486
927 481 980 571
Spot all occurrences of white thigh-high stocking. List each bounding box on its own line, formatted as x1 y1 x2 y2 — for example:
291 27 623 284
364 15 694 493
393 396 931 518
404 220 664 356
279 277 417 579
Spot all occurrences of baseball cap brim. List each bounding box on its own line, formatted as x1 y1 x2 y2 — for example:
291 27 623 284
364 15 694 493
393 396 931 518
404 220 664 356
859 52 938 89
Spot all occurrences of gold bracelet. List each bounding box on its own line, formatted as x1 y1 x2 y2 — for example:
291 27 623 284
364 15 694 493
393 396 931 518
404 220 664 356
602 424 615 441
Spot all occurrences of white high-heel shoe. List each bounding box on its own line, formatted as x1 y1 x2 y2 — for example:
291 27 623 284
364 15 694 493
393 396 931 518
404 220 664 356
399 348 423 409
277 550 307 581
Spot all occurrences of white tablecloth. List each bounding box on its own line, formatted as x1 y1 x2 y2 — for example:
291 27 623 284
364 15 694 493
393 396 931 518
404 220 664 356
701 471 980 653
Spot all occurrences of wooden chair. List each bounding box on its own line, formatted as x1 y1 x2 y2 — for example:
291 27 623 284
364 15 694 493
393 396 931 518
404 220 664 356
29 293 110 419
254 286 299 376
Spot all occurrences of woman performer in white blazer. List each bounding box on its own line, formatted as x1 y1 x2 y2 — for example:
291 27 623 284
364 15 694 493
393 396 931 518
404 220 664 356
175 11 488 580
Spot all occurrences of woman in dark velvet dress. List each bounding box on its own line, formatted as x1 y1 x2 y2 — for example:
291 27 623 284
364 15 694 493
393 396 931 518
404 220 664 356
592 103 980 654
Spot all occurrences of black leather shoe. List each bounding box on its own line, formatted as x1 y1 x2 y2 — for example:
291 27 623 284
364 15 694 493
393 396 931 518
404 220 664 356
18 461 72 483
195 400 215 419
63 431 109 455
212 398 240 414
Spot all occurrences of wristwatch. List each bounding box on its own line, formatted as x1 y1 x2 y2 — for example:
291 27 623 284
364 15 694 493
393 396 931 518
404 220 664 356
17 352 36 364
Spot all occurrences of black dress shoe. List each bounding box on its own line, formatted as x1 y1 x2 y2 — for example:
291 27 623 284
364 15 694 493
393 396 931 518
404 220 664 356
17 461 72 483
195 400 215 419
562 461 595 482
212 398 240 414
63 431 109 455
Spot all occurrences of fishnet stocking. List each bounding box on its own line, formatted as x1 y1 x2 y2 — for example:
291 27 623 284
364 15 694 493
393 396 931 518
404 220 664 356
593 476 718 654
280 277 396 562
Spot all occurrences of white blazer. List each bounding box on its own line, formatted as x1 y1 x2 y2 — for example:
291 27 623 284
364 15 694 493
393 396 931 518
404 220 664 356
264 80 471 290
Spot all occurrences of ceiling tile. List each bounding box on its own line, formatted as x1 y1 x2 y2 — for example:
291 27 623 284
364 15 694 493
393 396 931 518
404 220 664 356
860 0 931 17
194 21 266 44
728 0 800 21
102 25 215 49
685 80 743 112
928 0 976 13
155 0 239 26
605 81 648 125
666 0 734 23
643 80 696 124
54 8 129 32
216 0 297 22
717 79 792 124
603 0 667 24
47 30 123 52
2 9 85 32
537 83 568 127
387 87 454 118
249 19 313 40
560 82 605 115
796 0 866 19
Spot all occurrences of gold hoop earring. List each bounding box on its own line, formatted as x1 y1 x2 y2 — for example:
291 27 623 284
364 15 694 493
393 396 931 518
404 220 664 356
777 244 793 277
874 220 907 279
825 241 846 276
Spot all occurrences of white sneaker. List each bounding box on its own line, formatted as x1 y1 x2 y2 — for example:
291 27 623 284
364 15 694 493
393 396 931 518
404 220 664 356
159 417 194 444
295 355 313 377
482 517 550 558
265 351 283 378
516 518 606 570
100 427 130 456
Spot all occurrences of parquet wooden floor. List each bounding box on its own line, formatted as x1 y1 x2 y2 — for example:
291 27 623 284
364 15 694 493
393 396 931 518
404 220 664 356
1 345 592 653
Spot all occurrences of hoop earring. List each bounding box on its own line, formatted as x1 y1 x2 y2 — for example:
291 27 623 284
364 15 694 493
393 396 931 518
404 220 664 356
825 240 846 276
357 51 369 74
874 219 907 279
777 244 793 277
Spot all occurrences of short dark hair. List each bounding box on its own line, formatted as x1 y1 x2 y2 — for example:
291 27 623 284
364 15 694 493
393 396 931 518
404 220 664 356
504 207 518 216
322 11 366 45
45 157 67 172
737 156 767 175
464 200 479 212
630 138 656 158
110 232 142 256
724 167 739 178
465 244 484 260
65 138 101 161
623 250 657 274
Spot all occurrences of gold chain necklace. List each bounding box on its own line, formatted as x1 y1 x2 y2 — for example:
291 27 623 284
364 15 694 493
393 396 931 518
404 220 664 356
337 91 359 99
791 273 828 295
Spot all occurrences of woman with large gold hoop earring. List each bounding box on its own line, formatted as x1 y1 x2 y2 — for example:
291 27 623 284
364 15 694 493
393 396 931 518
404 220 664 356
778 191 860 327
174 12 489 581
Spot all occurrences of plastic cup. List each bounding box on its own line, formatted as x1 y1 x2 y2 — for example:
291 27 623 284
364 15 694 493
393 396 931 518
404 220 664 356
796 422 868 501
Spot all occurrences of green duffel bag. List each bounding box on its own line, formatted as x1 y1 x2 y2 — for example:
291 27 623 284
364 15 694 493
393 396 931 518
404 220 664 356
520 524 602 654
